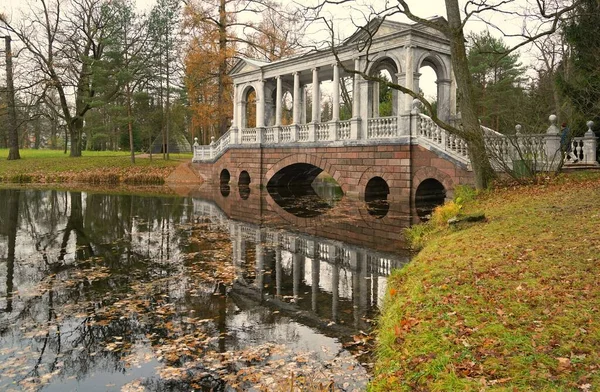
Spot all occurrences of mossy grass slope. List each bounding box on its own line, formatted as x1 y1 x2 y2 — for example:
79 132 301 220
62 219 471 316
371 172 600 391
0 149 190 184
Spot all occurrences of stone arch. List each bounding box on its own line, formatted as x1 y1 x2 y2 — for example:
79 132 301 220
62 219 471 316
357 167 391 199
415 51 452 121
366 52 403 76
412 166 454 201
265 153 348 193
416 52 450 81
238 170 251 186
240 83 259 128
366 55 402 118
219 169 231 185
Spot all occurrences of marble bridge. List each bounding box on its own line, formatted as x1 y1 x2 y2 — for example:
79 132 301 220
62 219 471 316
191 18 598 212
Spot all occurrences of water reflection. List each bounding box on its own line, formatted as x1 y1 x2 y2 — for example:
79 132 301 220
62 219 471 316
267 180 343 218
0 187 410 391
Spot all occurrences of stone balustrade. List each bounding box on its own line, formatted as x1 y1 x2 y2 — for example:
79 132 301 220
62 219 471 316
193 112 599 173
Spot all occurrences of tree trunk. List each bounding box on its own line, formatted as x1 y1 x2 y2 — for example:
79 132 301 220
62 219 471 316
5 189 20 312
5 36 20 160
165 33 170 161
127 83 135 164
217 0 229 137
69 116 83 157
445 0 494 189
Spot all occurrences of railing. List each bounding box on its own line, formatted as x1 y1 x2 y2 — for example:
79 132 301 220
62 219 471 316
316 123 330 141
367 116 397 138
280 125 292 142
264 126 275 143
241 128 258 144
337 121 351 140
417 113 469 163
298 125 309 141
192 113 598 172
484 134 554 171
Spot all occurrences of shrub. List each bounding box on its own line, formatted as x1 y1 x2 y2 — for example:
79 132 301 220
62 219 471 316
430 200 461 228
453 184 477 205
404 223 434 250
10 174 33 183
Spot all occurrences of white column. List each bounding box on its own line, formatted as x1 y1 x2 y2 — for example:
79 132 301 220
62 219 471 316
404 46 414 112
352 58 361 118
312 68 320 123
332 63 340 121
256 79 265 127
437 79 452 122
293 72 300 124
232 84 238 128
302 87 307 124
275 76 282 126
450 69 457 117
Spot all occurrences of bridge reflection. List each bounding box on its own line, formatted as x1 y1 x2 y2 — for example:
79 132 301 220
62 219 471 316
191 190 411 332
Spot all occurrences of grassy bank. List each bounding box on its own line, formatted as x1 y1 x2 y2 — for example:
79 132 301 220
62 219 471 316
371 172 600 391
0 149 190 185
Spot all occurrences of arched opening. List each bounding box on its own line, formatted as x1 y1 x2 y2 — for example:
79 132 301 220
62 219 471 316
418 55 451 121
239 170 251 200
320 80 333 122
282 91 293 125
239 170 251 186
415 178 446 221
419 65 438 115
220 169 230 185
242 87 257 128
220 169 231 197
364 177 390 218
267 164 342 217
368 58 399 118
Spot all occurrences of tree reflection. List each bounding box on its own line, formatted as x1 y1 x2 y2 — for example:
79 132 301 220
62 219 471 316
0 188 403 391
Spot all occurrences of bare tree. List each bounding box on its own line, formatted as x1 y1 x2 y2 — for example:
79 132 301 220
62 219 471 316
1 0 120 157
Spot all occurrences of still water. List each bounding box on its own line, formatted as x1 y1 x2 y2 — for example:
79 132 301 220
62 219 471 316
0 186 411 391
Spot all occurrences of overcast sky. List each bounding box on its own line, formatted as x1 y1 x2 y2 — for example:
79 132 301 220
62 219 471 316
1 0 532 100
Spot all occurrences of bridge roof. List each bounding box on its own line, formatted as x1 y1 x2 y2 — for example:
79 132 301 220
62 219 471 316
229 16 450 81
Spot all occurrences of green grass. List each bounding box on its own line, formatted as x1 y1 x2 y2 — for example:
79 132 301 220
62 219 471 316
371 172 600 391
0 149 189 184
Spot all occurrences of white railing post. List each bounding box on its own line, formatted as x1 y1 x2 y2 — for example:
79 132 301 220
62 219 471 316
411 99 421 137
350 118 361 140
210 136 215 159
583 121 598 165
230 126 238 145
290 124 298 142
308 123 316 142
273 125 280 143
256 127 264 144
545 114 561 166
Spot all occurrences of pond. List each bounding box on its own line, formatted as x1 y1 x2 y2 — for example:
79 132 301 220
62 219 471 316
0 186 412 391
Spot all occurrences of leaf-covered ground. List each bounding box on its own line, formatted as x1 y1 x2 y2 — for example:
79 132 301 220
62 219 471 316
371 172 600 391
